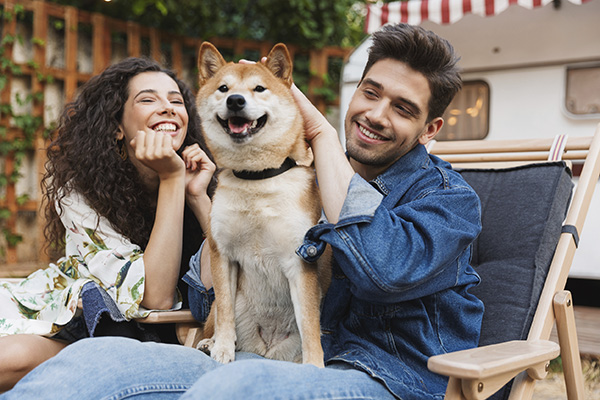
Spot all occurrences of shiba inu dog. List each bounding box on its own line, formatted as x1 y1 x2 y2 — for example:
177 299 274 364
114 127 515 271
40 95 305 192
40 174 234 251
196 42 331 367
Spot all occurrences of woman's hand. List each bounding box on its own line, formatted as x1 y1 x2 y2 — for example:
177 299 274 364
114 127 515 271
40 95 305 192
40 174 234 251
137 129 188 310
182 144 215 198
182 144 215 233
130 129 185 180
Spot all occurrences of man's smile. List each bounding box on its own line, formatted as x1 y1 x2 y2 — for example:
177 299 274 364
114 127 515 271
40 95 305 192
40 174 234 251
355 121 389 142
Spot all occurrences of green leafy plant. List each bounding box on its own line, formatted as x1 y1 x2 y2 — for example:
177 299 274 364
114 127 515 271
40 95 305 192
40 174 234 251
311 72 339 103
0 6 48 255
47 0 367 49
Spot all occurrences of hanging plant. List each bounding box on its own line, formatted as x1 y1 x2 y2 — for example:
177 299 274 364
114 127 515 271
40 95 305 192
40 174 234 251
0 4 49 256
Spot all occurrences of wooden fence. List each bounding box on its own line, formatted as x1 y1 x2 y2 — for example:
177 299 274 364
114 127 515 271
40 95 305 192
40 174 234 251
0 0 351 277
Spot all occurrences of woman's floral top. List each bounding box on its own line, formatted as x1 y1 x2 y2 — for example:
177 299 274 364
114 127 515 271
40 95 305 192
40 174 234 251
0 190 166 337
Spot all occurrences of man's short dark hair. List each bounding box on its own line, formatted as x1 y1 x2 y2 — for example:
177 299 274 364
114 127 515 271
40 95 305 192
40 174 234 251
361 23 462 122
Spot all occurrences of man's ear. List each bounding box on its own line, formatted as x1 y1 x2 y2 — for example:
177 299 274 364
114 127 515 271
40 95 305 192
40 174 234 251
418 117 443 145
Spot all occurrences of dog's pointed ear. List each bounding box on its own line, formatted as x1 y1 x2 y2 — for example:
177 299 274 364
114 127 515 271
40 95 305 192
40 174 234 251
198 42 226 86
266 43 293 87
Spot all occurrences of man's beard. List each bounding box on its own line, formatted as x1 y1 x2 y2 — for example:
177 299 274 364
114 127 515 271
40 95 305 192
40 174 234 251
346 140 400 167
344 117 421 169
346 134 419 169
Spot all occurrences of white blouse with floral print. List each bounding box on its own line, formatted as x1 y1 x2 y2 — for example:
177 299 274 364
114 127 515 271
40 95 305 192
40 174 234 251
0 190 177 337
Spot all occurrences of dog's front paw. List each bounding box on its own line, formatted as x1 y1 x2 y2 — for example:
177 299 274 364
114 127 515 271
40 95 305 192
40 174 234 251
210 341 236 364
196 338 215 355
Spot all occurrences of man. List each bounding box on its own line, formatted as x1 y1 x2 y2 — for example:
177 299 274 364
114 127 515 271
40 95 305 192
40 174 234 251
1 23 483 400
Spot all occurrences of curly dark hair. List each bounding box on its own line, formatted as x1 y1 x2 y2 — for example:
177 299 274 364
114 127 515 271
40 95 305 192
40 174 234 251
42 57 207 252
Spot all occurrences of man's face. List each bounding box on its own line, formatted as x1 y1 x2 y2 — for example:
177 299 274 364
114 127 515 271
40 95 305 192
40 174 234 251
344 58 442 179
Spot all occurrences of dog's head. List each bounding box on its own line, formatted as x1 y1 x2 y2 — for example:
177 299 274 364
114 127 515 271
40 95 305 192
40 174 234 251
197 42 309 171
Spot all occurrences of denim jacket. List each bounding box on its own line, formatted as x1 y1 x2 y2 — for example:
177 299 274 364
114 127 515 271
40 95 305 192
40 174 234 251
185 144 483 400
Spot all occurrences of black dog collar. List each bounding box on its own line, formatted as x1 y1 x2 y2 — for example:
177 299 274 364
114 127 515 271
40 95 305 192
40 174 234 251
233 157 297 180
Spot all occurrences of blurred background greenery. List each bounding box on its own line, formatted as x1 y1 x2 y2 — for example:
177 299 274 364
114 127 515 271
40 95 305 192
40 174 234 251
47 0 370 48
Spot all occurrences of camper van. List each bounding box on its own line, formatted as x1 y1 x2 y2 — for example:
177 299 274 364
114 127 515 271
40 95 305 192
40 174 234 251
340 0 600 297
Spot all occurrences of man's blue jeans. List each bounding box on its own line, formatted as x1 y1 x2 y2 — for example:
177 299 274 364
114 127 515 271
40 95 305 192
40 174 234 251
2 337 396 399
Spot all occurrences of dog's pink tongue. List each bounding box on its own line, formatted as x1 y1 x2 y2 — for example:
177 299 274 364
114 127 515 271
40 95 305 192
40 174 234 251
229 120 249 134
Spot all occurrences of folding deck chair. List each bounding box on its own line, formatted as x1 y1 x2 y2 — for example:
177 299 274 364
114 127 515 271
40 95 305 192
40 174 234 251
426 122 600 399
140 123 600 399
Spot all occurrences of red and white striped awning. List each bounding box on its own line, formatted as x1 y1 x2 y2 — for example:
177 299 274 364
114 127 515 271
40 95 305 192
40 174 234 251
365 0 592 32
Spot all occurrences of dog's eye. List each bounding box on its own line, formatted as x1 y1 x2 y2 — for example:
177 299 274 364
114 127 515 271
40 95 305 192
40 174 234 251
218 85 228 93
254 85 266 93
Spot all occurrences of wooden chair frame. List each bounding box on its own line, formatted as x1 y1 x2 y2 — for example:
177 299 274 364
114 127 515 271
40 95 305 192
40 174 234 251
138 309 202 347
426 123 600 399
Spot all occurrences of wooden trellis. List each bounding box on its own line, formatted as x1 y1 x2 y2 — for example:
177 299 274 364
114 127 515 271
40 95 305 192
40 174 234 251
0 0 351 277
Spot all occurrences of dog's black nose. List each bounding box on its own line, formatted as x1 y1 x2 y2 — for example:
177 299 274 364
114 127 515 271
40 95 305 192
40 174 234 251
227 94 246 112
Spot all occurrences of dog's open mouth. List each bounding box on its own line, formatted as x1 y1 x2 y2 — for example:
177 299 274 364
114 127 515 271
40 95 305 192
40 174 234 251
217 115 268 142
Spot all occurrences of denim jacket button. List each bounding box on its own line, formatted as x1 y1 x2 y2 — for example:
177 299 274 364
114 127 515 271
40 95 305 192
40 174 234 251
307 245 318 257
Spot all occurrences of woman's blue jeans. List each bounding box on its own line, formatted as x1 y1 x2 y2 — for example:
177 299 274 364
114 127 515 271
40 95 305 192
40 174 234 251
2 337 396 400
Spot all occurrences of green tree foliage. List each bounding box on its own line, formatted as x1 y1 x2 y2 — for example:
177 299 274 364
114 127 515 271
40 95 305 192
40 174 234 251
48 0 368 48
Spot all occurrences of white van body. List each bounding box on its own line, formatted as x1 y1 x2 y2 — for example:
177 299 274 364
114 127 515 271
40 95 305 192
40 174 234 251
340 0 600 279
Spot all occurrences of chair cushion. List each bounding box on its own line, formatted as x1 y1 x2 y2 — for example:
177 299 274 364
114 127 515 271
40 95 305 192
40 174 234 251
458 162 573 348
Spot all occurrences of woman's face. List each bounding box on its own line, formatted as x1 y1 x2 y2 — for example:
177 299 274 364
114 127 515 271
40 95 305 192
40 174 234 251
118 71 189 152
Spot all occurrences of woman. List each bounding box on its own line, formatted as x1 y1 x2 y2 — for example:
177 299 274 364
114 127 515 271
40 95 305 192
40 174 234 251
0 57 215 390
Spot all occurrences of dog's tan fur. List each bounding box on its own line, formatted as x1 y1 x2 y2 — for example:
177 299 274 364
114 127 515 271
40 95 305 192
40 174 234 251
196 42 330 367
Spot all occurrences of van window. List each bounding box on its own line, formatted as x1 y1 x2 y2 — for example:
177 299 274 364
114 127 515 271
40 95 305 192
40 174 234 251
437 80 489 141
565 64 600 117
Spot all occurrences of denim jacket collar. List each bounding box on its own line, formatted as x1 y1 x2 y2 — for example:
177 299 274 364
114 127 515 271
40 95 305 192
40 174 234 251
369 144 430 196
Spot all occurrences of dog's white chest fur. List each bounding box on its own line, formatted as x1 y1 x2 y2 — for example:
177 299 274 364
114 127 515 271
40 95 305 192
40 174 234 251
210 169 316 361
211 170 314 273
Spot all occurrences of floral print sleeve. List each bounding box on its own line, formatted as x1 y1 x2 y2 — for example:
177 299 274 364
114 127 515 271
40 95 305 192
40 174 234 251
0 190 179 337
58 191 151 319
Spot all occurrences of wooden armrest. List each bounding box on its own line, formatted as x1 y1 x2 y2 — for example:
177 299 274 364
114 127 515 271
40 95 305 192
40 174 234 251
428 340 559 400
135 309 204 347
428 340 559 379
134 309 197 324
